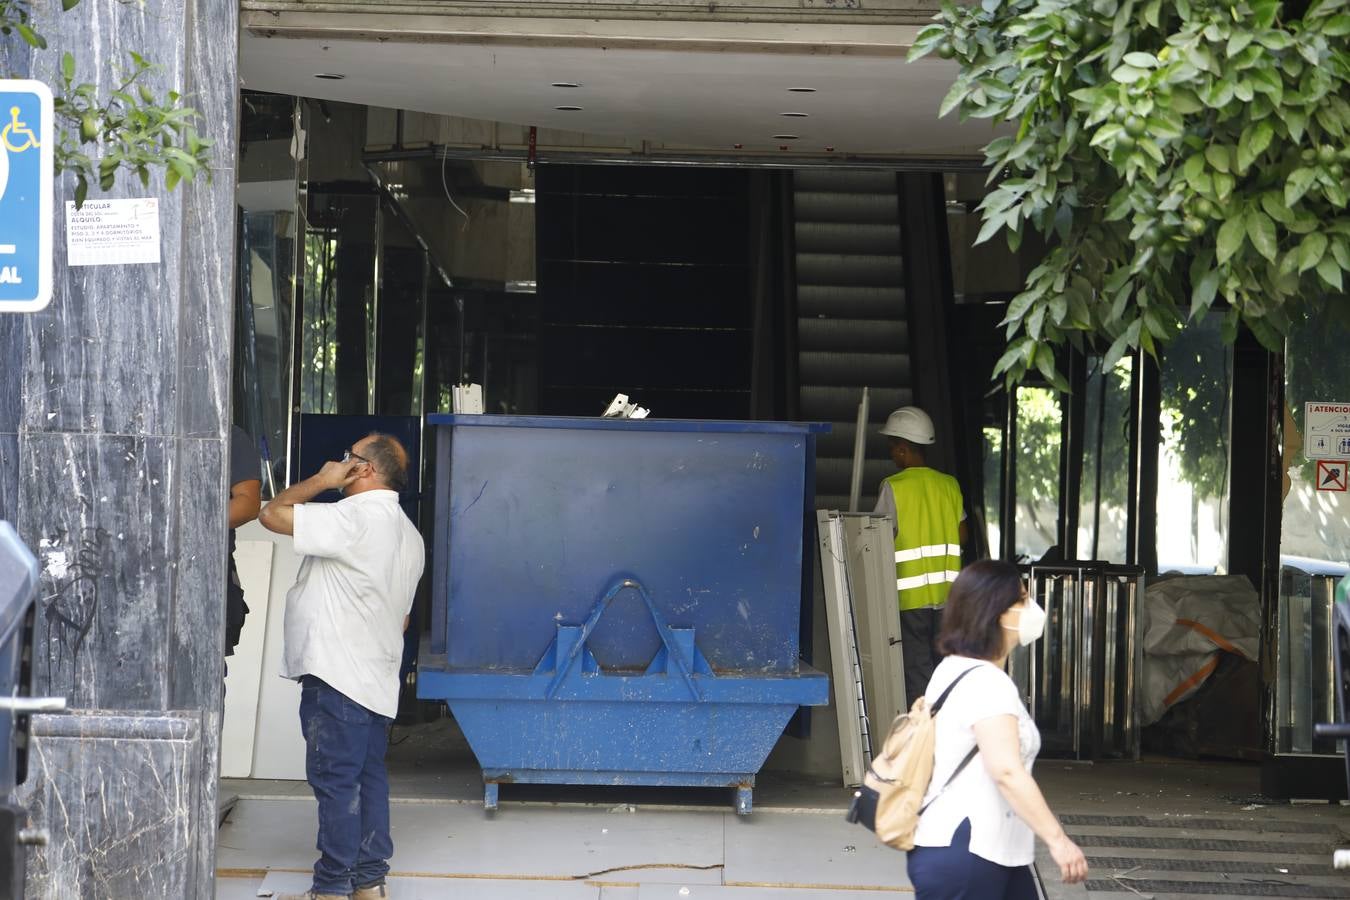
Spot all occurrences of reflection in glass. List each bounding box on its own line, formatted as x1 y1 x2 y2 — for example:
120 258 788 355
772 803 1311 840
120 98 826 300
1155 320 1232 573
1277 305 1350 754
1014 386 1062 562
1078 357 1132 563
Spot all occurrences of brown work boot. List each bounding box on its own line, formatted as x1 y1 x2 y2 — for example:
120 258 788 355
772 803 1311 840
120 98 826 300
352 882 388 899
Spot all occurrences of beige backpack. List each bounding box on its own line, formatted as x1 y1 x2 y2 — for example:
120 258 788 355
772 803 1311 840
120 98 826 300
845 666 979 850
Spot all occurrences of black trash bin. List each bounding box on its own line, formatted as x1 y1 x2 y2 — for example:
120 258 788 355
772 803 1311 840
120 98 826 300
0 521 49 900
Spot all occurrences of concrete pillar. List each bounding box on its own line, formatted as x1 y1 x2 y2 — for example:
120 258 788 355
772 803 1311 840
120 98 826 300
0 1 238 896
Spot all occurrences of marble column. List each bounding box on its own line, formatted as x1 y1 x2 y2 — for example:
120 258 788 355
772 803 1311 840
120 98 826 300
0 1 239 897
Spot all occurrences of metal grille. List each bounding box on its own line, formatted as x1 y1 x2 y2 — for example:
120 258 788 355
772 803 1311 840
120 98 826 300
1071 835 1334 855
1084 879 1350 897
1086 858 1337 877
1063 814 1343 836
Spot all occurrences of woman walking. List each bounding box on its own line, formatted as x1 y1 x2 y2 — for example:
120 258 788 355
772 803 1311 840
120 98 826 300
907 560 1089 899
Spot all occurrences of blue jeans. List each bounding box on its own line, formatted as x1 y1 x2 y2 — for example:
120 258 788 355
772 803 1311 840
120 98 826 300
299 675 393 895
907 819 1037 900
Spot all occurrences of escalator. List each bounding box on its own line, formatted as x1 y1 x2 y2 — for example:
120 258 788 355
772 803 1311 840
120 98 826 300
793 169 916 512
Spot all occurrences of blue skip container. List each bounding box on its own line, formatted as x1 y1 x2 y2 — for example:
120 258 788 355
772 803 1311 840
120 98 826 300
417 415 830 814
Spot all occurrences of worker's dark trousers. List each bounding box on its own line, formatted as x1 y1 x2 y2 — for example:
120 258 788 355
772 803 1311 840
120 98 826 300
299 675 393 895
900 605 944 709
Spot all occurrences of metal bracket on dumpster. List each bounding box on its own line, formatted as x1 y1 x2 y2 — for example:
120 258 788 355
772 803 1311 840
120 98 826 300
540 577 708 701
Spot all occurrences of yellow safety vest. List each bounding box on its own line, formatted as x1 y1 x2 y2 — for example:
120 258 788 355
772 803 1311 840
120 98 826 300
885 467 964 611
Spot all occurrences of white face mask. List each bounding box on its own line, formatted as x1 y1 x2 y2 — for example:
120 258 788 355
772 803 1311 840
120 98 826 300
1004 600 1047 646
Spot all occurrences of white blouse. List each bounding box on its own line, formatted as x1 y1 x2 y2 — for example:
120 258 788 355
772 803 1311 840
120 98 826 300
912 655 1041 867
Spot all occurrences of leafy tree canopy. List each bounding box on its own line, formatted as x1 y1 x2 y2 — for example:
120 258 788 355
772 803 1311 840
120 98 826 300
911 0 1350 388
2 0 211 205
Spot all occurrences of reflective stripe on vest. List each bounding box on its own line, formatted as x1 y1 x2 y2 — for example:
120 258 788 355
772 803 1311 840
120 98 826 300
885 467 964 612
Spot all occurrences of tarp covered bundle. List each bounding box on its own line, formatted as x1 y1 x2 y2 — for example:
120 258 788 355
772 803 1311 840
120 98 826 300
1141 575 1260 726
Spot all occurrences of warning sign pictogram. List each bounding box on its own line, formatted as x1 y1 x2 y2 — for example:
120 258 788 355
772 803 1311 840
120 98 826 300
1315 459 1348 493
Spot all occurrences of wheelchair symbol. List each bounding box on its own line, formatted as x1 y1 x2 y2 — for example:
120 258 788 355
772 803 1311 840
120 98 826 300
2 106 39 153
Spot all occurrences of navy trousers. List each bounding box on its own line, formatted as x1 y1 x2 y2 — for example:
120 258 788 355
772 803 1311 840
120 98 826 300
907 819 1038 900
299 675 394 895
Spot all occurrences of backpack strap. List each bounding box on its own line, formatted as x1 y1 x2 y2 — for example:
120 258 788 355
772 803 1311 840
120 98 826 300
919 746 978 815
918 665 984 815
929 665 980 715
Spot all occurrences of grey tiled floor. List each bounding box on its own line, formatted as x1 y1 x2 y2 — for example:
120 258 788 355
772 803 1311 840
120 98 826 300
215 796 911 898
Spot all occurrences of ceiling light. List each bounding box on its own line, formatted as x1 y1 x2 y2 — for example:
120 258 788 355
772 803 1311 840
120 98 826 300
788 87 816 93
555 105 583 111
551 82 581 88
773 134 799 140
314 73 345 80
781 112 809 118
509 189 536 204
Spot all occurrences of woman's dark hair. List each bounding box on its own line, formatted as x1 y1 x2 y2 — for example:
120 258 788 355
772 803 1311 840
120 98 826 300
936 560 1024 660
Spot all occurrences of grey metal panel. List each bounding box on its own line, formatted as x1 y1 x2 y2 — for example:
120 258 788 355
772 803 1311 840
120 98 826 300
792 191 900 224
794 170 901 194
797 317 908 353
843 514 906 733
817 511 870 787
794 222 902 255
795 252 904 287
799 351 911 387
798 285 906 320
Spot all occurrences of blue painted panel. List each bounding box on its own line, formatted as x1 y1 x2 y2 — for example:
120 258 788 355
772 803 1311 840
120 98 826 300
435 418 816 673
450 699 800 778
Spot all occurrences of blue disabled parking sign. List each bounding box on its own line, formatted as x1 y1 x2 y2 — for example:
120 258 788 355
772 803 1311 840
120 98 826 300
0 80 53 313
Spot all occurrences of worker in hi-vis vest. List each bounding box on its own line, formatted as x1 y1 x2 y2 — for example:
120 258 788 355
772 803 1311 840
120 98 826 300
872 406 968 708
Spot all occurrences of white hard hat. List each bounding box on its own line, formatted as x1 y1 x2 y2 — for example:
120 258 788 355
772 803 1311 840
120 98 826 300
880 406 935 444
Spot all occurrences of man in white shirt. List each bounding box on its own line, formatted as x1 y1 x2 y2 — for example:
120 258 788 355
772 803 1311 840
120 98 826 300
260 432 425 900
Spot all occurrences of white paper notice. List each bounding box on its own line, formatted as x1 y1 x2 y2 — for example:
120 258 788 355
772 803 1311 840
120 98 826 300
1305 401 1350 460
64 198 161 267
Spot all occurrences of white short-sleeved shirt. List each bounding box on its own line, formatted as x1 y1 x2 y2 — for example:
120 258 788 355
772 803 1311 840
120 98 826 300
913 655 1041 866
280 489 425 718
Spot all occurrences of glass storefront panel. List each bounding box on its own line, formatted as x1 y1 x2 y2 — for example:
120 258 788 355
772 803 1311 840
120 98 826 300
1078 357 1133 563
234 92 300 494
1014 386 1062 562
1277 304 1350 754
1155 321 1233 574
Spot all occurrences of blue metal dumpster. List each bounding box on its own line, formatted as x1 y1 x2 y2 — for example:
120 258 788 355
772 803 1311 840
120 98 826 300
417 415 830 813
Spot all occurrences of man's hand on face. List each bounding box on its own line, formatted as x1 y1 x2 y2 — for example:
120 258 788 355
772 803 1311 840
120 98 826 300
317 457 364 492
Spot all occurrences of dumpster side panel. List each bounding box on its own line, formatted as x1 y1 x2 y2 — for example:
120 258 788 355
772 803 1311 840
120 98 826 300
443 426 807 673
450 699 799 779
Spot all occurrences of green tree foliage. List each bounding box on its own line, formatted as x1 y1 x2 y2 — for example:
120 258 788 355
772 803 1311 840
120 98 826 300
1 0 212 205
911 0 1350 387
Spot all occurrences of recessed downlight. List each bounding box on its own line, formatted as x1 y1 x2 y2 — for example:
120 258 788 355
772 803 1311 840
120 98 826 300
551 82 582 88
314 73 346 80
555 105 584 111
788 87 817 93
773 134 800 140
781 112 809 118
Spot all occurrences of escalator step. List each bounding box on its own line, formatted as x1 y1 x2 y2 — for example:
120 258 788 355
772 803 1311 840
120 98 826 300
794 170 899 194
798 285 906 320
799 351 911 387
800 385 913 421
795 252 903 286
797 317 908 353
793 191 900 224
795 221 902 255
